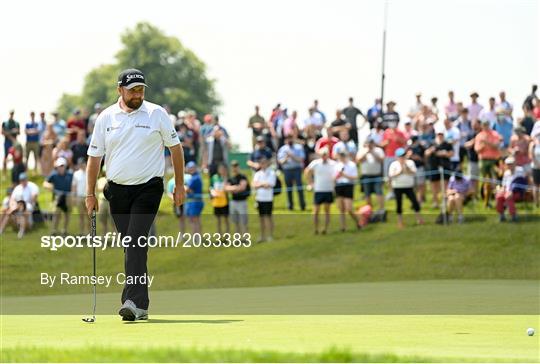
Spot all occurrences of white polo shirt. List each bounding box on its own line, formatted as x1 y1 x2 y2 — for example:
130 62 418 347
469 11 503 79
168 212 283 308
307 158 337 192
88 99 180 185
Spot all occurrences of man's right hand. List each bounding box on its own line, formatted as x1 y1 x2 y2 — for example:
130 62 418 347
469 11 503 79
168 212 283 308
85 196 98 216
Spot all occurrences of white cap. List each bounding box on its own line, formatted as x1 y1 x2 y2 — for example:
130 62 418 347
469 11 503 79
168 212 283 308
504 156 515 165
55 157 68 167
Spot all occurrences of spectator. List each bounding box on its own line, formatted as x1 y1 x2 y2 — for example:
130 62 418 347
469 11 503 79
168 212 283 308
52 137 74 169
312 99 327 124
342 97 364 144
71 158 88 235
303 107 324 139
314 128 339 159
479 97 498 128
445 90 459 120
184 161 204 234
464 120 481 196
455 108 473 162
388 148 423 228
509 127 531 173
425 131 454 208
414 104 438 131
0 173 38 238
252 157 276 243
282 110 300 139
446 171 472 224
88 103 103 136
467 92 484 122
210 163 230 235
443 118 461 170
2 110 20 173
50 111 66 140
167 173 188 236
520 105 535 136
496 157 523 222
37 111 47 143
43 158 73 235
401 120 417 140
381 101 400 130
66 109 85 143
366 98 382 128
430 97 440 120
329 109 351 139
522 84 538 112
368 121 384 147
305 148 337 235
6 138 25 185
248 136 273 171
202 122 230 177
70 129 89 166
408 93 424 119
529 133 540 207
407 135 427 204
177 123 197 164
277 135 306 211
381 115 407 177
0 188 13 231
334 151 359 231
332 130 357 159
225 160 250 235
357 137 385 212
248 105 266 148
24 111 40 173
474 119 502 208
40 123 56 177
493 108 514 148
497 91 513 117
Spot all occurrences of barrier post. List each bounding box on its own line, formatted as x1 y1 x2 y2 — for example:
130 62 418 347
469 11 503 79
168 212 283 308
439 167 448 225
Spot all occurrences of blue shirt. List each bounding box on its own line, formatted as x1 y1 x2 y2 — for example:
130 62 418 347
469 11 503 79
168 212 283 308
250 147 273 163
47 171 73 193
25 121 40 143
277 143 305 169
186 172 203 202
493 118 513 148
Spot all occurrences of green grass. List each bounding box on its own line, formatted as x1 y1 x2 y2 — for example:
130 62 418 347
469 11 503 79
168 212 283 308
1 315 539 363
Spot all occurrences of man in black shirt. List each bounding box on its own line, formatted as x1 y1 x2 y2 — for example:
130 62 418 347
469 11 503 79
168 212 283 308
342 97 363 144
329 110 351 139
425 131 454 208
381 101 400 130
225 160 250 235
70 129 89 166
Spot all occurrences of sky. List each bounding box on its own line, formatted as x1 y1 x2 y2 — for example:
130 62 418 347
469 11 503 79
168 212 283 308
1 0 539 152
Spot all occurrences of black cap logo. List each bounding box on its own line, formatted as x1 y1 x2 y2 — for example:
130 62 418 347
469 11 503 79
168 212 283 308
118 68 148 89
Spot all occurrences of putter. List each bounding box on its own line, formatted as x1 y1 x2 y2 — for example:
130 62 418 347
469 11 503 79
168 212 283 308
82 210 97 323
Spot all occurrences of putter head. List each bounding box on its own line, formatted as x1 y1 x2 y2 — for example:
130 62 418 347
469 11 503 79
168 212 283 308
82 316 95 323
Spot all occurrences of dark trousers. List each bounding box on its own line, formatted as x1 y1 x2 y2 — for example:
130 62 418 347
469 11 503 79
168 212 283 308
283 167 305 210
394 187 420 214
104 176 164 310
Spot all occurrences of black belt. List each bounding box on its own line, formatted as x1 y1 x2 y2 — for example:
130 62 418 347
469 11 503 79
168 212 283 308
107 176 163 187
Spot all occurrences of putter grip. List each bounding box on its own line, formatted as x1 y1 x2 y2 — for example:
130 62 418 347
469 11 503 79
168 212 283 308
91 210 97 237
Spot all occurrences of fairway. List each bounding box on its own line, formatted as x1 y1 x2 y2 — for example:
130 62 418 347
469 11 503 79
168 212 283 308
1 314 539 362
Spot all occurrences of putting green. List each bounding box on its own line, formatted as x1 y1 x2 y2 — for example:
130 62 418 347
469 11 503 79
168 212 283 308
1 315 538 362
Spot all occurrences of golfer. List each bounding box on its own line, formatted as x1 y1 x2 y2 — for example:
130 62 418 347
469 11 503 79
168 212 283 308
86 68 185 321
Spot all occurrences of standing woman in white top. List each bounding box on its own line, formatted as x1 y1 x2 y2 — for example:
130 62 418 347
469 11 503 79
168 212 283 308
252 157 276 243
388 148 423 228
86 69 185 321
334 151 359 231
529 133 540 207
304 147 337 234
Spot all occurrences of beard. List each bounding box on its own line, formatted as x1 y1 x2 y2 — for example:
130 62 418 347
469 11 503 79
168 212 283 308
124 97 143 110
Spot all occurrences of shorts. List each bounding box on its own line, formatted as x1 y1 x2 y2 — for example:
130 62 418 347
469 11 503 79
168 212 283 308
230 200 248 225
185 201 204 217
257 201 273 216
468 161 479 180
335 184 354 199
314 191 334 205
55 194 69 213
533 168 540 185
214 205 229 216
479 159 497 177
429 168 451 182
415 166 426 185
361 175 383 196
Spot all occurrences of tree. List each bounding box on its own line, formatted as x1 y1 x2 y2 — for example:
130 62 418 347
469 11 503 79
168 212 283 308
57 22 219 119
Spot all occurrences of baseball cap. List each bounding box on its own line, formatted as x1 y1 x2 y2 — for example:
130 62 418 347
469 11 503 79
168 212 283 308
186 161 197 169
481 118 491 125
395 148 406 157
18 172 28 180
231 160 239 167
117 68 148 89
55 158 67 167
